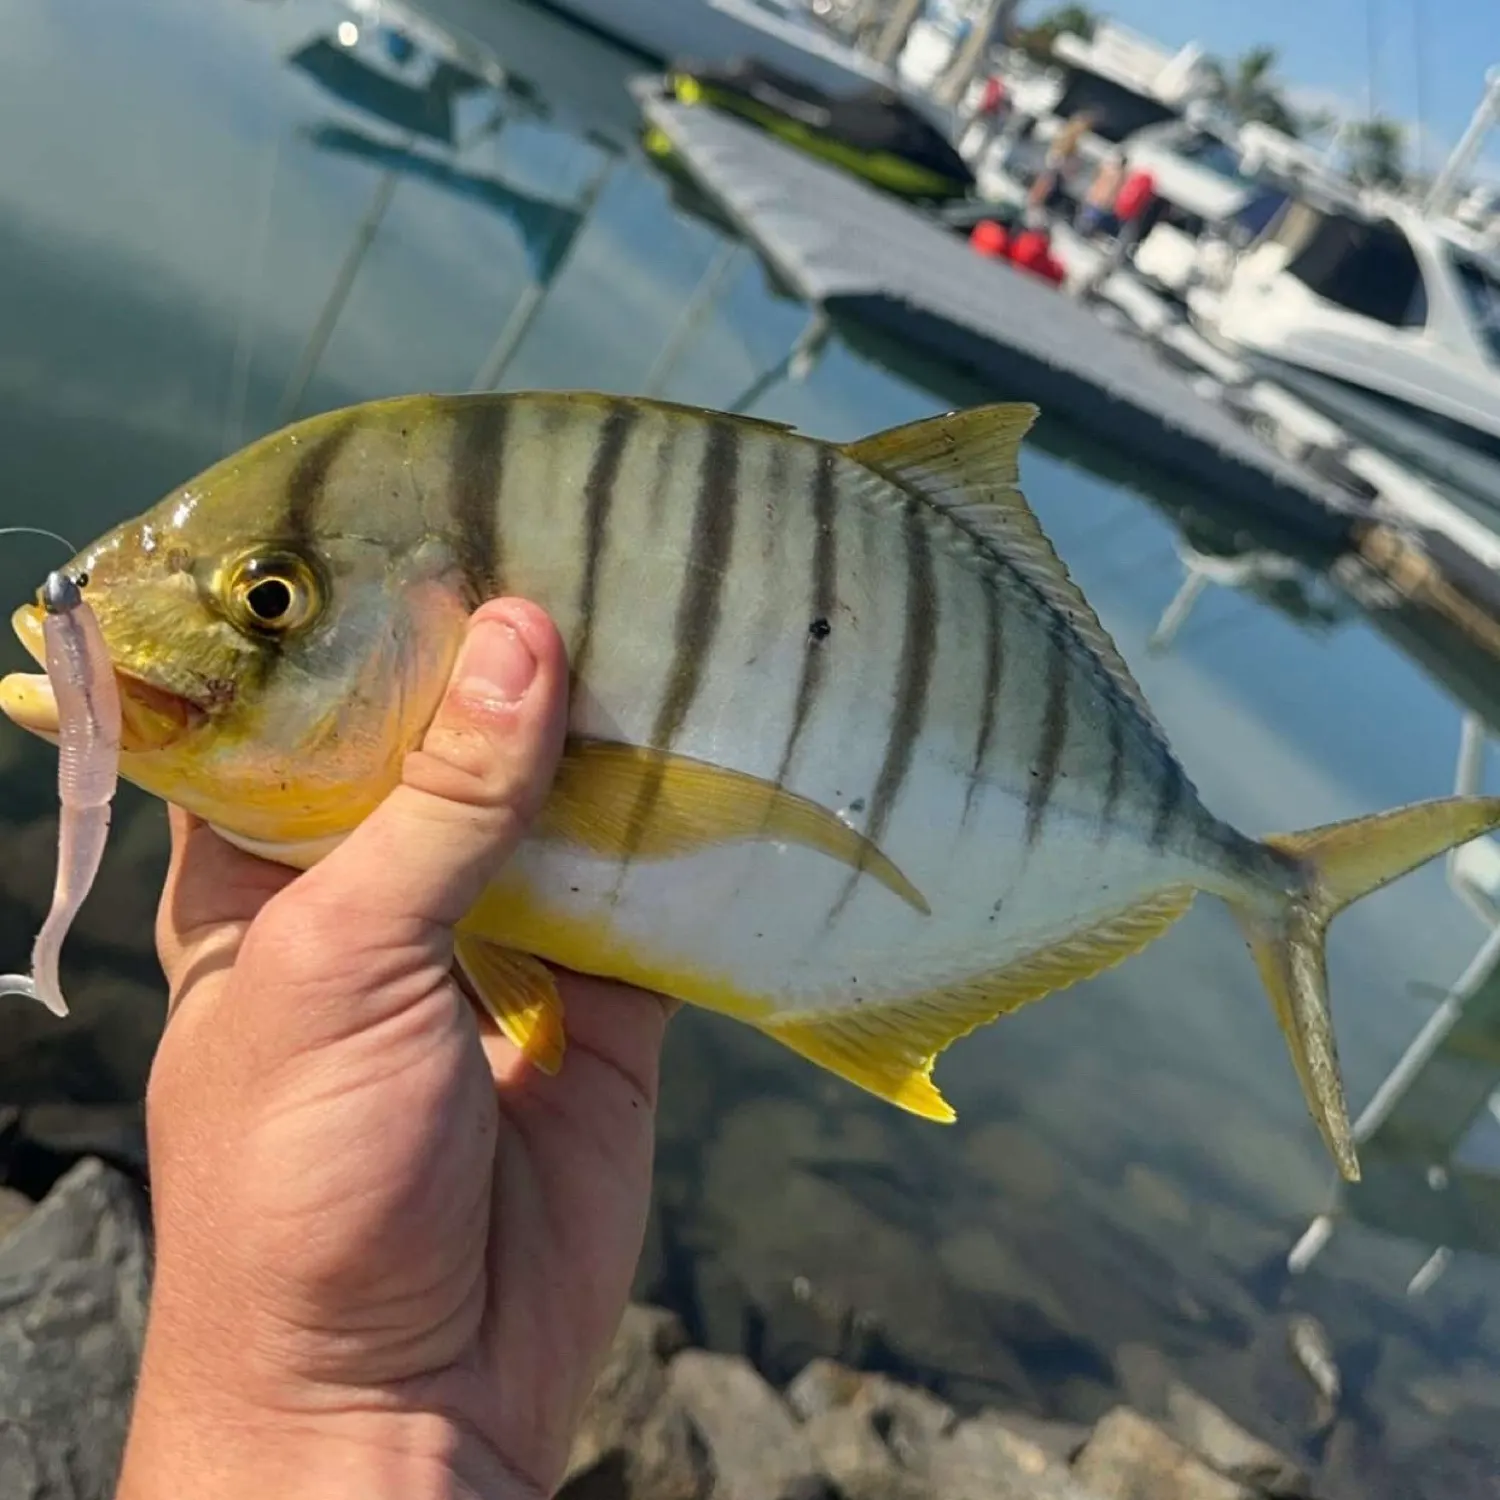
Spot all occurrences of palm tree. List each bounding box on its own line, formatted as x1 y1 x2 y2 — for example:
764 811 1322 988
1344 117 1408 188
1012 3 1097 63
1202 45 1300 137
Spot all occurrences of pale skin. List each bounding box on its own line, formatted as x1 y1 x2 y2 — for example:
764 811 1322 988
115 600 673 1500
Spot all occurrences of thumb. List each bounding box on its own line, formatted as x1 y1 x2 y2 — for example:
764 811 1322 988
301 598 570 931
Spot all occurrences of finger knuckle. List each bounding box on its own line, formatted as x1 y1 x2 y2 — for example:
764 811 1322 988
402 727 541 821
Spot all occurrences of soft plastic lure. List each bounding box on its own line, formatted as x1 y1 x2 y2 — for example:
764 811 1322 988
0 570 121 1017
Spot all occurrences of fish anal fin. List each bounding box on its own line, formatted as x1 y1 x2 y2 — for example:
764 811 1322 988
761 887 1195 1119
841 404 1167 742
535 737 930 915
454 933 567 1075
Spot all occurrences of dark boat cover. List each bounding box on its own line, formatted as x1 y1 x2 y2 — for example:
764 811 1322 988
675 56 974 195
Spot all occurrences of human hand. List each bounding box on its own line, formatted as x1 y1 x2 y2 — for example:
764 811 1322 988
115 600 672 1500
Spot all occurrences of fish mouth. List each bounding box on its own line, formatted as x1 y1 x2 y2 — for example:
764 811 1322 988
1 602 204 752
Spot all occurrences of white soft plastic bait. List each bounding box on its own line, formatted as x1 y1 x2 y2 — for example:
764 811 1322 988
0 570 121 1017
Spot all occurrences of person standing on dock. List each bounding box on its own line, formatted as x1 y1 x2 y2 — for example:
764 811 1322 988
1071 163 1157 299
1110 164 1158 263
1027 109 1094 215
1075 152 1125 239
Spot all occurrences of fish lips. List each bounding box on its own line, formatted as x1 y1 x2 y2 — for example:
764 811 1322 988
1 602 203 752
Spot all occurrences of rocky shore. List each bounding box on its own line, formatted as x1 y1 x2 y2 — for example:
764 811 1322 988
560 1303 1322 1500
0 1148 1327 1500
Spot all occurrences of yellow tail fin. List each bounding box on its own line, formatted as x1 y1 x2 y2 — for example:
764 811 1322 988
1231 795 1500 1183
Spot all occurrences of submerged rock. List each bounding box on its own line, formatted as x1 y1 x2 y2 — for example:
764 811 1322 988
0 1157 151 1500
1164 1381 1313 1497
1073 1406 1257 1500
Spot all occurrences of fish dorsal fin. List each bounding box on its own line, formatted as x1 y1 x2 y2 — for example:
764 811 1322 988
841 404 1167 742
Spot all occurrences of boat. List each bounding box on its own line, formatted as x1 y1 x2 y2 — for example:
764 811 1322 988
660 56 974 201
1201 194 1500 517
530 0 909 103
970 23 1270 267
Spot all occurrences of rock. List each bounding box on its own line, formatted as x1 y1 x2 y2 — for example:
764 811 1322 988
1114 1341 1174 1415
801 1406 922 1500
985 1410 1094 1466
630 1398 712 1500
849 1375 955 1471
1120 1163 1193 1229
563 1304 693 1492
667 1350 821 1500
1164 1382 1313 1497
559 1396 713 1500
928 1412 1097 1500
784 1359 957 1500
784 1359 955 1472
1073 1407 1256 1500
0 1157 151 1500
787 1357 870 1421
0 1188 33 1243
961 1120 1063 1204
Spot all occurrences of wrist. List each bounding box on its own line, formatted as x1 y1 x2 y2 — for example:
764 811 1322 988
116 1384 541 1500
115 1236 545 1500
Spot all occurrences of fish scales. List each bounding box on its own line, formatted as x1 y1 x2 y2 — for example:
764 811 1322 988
12 389 1500 1180
431 397 1207 954
375 397 1223 1009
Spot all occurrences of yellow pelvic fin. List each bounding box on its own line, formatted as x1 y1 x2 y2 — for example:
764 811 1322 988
535 737 930 915
454 933 567 1075
761 887 1194 1121
1232 793 1500 1185
841 404 1169 744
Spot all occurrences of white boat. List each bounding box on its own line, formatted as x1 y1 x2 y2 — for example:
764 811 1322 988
533 0 903 100
1203 195 1500 513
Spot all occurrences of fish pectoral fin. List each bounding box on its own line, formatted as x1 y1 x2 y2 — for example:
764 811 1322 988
760 887 1195 1119
842 404 1168 743
535 737 930 915
454 933 567 1075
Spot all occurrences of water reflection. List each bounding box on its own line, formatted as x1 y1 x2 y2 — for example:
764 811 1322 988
1 1 1499 1495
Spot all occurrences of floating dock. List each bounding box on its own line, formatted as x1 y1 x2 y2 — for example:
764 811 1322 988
637 91 1359 551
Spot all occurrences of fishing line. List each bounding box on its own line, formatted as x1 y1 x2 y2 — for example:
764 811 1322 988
0 527 77 558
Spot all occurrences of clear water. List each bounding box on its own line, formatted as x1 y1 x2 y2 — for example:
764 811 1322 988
1 1 1498 1494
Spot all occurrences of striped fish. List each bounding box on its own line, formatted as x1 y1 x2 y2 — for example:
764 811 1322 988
6 391 1500 1183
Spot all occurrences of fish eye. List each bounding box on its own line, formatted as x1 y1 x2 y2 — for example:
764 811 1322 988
223 552 321 636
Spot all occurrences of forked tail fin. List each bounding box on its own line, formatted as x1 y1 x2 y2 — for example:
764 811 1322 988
1230 795 1500 1183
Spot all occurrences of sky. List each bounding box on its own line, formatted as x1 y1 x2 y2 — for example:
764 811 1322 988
1050 0 1500 177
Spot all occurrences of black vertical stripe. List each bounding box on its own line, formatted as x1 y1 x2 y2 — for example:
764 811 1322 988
774 446 837 788
616 417 741 869
1150 751 1186 850
1025 619 1071 848
962 571 1004 826
1100 708 1127 840
570 403 635 683
649 416 741 749
450 398 510 599
829 498 937 922
645 415 680 534
283 417 358 548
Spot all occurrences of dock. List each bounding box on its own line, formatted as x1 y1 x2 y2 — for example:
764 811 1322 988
637 91 1359 551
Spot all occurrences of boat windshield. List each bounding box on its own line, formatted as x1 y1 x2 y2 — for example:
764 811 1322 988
1174 130 1256 186
1451 251 1500 365
1281 209 1428 328
1052 69 1180 142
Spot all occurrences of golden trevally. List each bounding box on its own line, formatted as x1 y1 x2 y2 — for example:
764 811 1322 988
6 391 1498 1183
